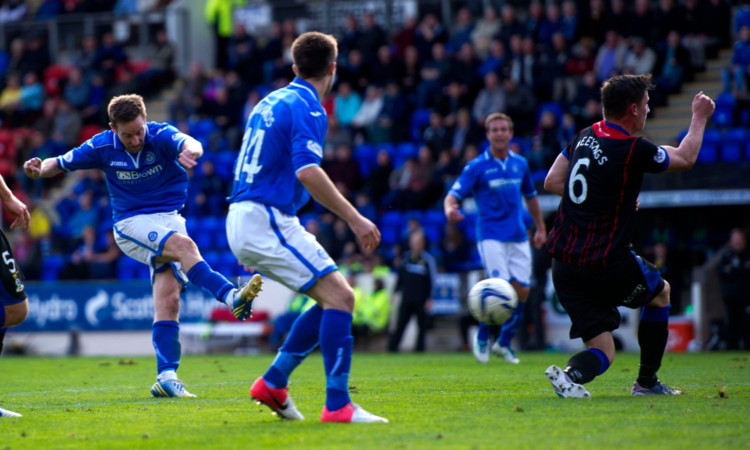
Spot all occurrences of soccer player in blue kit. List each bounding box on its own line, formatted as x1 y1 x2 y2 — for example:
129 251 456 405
543 74 714 397
444 113 547 364
0 174 30 418
226 32 387 423
23 94 262 398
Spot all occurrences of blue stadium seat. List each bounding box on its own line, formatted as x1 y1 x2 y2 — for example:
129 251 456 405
698 129 721 164
713 106 734 128
379 211 404 246
721 128 745 162
410 109 431 142
458 214 477 243
214 151 237 181
118 256 148 280
41 254 65 281
196 216 223 250
354 143 377 178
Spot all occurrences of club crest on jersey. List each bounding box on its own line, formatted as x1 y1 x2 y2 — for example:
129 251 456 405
145 152 156 164
63 151 74 162
148 231 158 242
307 140 322 157
654 147 667 164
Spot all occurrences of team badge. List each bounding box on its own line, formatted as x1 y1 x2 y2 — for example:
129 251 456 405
145 152 156 164
654 147 667 164
148 231 158 242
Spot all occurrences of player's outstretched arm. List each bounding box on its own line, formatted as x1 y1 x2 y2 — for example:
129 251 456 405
23 157 62 179
443 193 465 222
544 153 569 196
525 196 547 249
297 165 380 250
663 91 715 172
0 175 29 231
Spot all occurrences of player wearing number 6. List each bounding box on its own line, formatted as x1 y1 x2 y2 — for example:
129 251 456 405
444 113 547 365
543 74 715 398
226 32 387 423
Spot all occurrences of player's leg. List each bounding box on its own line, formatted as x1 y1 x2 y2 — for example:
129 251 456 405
387 296 413 352
149 270 195 398
494 242 532 363
474 240 504 363
307 272 388 423
159 232 261 320
632 281 681 395
0 303 26 418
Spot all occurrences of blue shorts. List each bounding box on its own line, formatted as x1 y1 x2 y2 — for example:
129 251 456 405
0 229 26 306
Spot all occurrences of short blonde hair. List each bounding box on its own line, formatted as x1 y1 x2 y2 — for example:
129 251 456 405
484 112 513 131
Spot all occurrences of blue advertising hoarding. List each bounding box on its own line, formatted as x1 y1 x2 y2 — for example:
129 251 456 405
15 281 218 332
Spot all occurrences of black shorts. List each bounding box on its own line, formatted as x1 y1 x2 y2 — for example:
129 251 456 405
551 252 665 341
0 229 26 306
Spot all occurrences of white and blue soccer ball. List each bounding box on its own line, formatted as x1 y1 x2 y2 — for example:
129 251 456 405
468 278 518 325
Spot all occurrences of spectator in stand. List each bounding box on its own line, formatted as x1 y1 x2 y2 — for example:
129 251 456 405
537 32 573 104
365 148 392 209
413 13 448 63
681 0 707 72
449 42 481 98
192 159 227 218
337 48 369 92
392 16 418 59
352 278 391 343
495 5 525 50
472 71 504 126
368 45 404 88
602 0 634 39
51 98 82 148
199 85 241 151
357 10 388 65
538 2 563 50
437 81 472 129
226 22 259 83
351 85 384 143
63 67 90 110
471 6 500 59
524 2 545 42
477 39 506 79
704 0 732 57
325 114 352 152
506 34 531 88
401 45 422 106
138 28 176 97
0 73 22 126
657 30 691 99
334 81 362 128
450 7 475 52
565 37 596 80
19 72 43 118
423 111 449 158
338 14 360 60
530 110 564 172
93 31 128 86
594 30 627 82
653 0 684 52
73 35 99 82
6 38 32 80
723 26 750 97
416 42 450 109
717 228 750 350
450 108 480 157
625 37 657 76
24 34 50 78
579 0 607 44
374 82 409 141
503 78 536 136
560 1 580 44
631 0 656 42
204 0 242 70
326 144 363 199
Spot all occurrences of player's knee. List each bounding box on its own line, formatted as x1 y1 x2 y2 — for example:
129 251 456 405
649 280 671 308
4 301 29 327
154 294 181 320
328 286 355 313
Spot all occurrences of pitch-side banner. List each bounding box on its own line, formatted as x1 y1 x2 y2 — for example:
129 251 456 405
14 281 218 332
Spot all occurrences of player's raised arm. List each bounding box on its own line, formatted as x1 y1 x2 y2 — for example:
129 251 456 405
296 165 380 250
23 157 62 179
661 91 715 172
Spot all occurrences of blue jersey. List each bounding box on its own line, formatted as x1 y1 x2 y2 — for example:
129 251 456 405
449 150 537 242
56 122 189 222
227 78 326 215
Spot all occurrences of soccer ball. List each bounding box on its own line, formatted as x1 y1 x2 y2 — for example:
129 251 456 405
467 278 518 325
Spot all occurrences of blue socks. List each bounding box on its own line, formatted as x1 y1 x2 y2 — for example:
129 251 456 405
264 305 323 389
153 321 181 374
498 304 525 348
186 261 234 303
320 309 353 411
477 322 490 344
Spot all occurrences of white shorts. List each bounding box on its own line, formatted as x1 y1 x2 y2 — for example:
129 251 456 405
114 211 188 285
477 239 532 286
226 201 337 292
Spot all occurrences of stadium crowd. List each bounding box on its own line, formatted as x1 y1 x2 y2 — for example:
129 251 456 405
0 0 745 336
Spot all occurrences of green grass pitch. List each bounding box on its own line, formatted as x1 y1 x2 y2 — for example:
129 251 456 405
1 352 748 449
